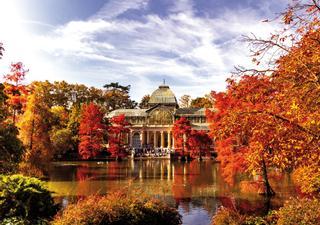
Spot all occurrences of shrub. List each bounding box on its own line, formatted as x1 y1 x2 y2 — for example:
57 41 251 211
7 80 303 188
276 198 320 225
292 166 320 194
18 162 45 178
53 191 182 225
0 217 48 225
212 198 320 225
211 207 246 225
244 211 278 225
0 174 59 223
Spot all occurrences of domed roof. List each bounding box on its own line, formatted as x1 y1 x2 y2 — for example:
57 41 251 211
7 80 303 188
148 85 178 106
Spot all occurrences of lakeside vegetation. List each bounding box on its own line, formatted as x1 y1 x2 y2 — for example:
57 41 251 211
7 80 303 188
0 0 320 224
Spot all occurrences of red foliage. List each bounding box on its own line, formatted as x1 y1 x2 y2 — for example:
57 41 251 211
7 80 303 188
188 130 212 158
108 114 130 158
206 75 276 185
78 102 107 159
3 62 29 122
172 117 191 156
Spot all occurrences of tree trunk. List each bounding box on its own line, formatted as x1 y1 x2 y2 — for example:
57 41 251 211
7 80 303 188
261 157 275 197
13 109 16 124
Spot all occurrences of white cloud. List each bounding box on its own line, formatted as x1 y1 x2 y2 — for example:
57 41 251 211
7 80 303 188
92 0 149 19
0 0 284 101
169 0 194 14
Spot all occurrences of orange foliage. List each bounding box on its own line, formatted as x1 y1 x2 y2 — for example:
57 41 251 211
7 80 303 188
207 1 320 194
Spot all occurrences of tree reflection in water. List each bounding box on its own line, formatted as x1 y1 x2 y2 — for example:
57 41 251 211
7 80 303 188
48 160 298 224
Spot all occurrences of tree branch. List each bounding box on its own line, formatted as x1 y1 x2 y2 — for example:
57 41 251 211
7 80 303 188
239 110 320 140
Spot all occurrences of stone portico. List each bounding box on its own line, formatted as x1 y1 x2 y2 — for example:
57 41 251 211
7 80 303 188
108 84 209 152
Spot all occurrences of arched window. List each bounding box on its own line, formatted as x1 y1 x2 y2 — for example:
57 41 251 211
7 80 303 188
148 108 173 125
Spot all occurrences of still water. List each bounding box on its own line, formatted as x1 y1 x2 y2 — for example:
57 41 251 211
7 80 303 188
47 160 297 225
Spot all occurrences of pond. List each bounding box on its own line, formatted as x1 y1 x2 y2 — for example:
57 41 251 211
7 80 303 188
47 160 297 225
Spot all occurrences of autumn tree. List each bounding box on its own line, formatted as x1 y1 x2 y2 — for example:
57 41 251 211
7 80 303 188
208 0 320 196
78 102 107 159
188 130 212 160
179 95 191 108
190 97 212 108
207 76 277 196
3 62 28 123
28 81 105 109
0 84 23 172
139 95 150 109
172 117 191 159
0 45 24 173
18 84 54 174
108 114 130 159
103 82 137 112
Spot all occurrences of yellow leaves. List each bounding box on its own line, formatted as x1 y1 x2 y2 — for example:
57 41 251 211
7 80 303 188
292 165 320 194
290 101 299 110
283 9 293 24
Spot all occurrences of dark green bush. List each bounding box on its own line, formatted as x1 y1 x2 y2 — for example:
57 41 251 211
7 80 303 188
0 123 24 174
0 174 59 223
53 191 182 225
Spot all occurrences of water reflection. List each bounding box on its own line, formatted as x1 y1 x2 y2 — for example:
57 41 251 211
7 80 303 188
48 160 297 225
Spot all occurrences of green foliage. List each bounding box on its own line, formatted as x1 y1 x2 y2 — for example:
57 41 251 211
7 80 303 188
0 83 24 174
0 174 58 222
0 123 24 173
50 128 73 157
103 82 138 111
66 104 81 152
53 192 181 225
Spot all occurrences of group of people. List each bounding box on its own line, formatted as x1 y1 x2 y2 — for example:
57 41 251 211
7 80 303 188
131 147 173 158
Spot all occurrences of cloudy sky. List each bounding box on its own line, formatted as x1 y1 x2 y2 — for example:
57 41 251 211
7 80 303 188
0 0 288 101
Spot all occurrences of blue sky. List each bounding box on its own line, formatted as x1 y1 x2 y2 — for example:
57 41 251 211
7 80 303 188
0 0 288 101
